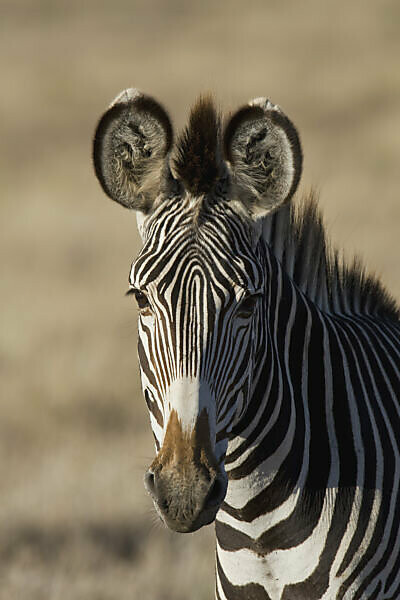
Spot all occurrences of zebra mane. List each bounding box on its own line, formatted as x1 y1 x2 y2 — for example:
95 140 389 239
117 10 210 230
262 192 400 320
174 96 224 196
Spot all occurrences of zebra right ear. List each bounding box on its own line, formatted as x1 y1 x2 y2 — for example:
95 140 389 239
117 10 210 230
224 98 302 218
93 89 173 213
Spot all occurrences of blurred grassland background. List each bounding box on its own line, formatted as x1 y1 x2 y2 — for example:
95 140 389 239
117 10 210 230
0 1 399 598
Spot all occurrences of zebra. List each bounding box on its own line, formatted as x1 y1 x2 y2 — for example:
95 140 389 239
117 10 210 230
93 88 400 599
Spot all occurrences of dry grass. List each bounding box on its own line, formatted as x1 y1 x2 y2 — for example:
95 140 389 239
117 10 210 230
0 1 399 598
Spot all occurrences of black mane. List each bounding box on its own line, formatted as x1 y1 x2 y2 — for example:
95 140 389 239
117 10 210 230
174 96 223 196
263 193 400 321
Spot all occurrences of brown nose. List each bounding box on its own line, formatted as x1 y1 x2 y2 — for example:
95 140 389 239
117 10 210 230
144 408 227 532
144 465 227 533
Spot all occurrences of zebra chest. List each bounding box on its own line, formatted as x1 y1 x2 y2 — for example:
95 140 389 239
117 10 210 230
216 516 332 599
215 487 370 599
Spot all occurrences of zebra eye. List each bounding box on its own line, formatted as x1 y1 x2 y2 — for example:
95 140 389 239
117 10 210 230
126 288 151 312
237 294 259 316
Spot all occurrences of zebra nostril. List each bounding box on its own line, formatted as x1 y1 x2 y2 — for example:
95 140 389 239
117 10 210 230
144 469 156 496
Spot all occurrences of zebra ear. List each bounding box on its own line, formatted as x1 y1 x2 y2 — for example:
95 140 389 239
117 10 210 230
224 98 302 218
93 89 173 213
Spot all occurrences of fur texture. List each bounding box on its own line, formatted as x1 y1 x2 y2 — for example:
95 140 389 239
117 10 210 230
263 192 400 320
224 101 303 217
174 95 225 196
93 92 173 212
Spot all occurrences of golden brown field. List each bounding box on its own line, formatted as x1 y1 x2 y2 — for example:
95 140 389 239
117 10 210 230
1 1 399 598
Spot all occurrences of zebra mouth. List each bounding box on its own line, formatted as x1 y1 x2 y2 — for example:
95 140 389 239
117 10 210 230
159 502 222 534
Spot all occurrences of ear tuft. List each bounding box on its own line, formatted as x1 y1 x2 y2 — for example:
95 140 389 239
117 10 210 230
224 98 302 218
93 90 173 212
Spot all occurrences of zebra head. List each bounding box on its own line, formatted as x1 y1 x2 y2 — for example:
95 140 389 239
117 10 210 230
93 89 302 533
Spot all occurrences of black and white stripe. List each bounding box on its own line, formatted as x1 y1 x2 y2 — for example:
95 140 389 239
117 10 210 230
130 195 264 450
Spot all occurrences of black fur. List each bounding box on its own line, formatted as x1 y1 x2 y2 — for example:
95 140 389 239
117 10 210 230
174 96 223 196
267 194 400 321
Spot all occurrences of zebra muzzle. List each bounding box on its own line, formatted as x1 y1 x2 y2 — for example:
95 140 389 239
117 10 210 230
144 409 227 532
144 466 227 533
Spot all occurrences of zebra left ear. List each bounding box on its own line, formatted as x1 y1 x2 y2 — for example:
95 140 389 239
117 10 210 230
93 88 173 213
224 98 302 218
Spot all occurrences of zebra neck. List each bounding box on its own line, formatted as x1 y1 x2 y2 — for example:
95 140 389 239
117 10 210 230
223 240 342 521
225 252 304 494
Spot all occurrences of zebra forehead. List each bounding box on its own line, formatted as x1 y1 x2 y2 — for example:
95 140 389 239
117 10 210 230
142 194 251 243
130 198 264 291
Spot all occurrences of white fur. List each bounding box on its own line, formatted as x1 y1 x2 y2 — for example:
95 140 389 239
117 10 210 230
136 211 148 241
109 87 143 107
163 377 216 439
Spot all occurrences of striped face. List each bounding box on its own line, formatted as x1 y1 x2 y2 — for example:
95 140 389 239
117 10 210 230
129 195 264 531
